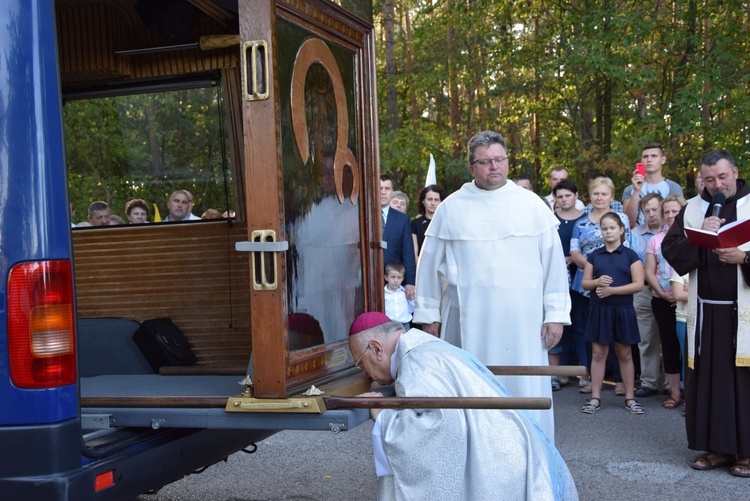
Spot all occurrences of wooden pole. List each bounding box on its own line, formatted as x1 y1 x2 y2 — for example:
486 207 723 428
487 366 586 377
323 396 551 410
81 396 228 408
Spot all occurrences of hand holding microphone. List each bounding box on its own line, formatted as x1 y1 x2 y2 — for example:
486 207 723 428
702 193 726 232
711 192 725 218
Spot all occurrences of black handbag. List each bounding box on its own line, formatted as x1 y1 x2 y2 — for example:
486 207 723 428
132 317 197 372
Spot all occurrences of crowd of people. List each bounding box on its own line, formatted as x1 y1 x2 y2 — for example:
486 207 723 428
367 132 749 496
71 190 234 227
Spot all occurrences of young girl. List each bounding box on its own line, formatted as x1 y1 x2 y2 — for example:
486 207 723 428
580 212 645 415
645 194 687 409
669 271 689 386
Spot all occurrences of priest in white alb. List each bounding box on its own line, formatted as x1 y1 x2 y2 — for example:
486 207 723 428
412 130 571 441
348 312 578 500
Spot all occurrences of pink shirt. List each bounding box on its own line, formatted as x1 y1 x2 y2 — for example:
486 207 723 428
646 231 674 296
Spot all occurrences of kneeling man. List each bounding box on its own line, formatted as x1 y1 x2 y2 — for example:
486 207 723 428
348 312 578 500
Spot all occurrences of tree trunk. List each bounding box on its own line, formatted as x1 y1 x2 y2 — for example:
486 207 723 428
383 0 398 132
602 79 612 158
404 8 417 125
532 16 541 188
446 0 461 157
144 99 164 178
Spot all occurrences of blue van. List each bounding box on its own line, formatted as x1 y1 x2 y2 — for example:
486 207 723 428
0 1 379 499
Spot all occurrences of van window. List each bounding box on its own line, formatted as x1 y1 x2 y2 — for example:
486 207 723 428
63 78 234 226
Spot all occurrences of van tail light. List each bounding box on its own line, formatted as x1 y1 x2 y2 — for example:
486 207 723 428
8 260 76 388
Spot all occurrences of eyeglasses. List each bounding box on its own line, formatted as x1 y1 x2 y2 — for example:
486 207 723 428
471 155 508 167
354 345 371 370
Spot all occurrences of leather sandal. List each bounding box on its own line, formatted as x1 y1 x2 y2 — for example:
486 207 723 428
662 397 683 409
691 452 734 471
730 457 750 477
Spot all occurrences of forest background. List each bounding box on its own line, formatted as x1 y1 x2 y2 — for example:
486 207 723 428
63 1 749 220
374 0 750 212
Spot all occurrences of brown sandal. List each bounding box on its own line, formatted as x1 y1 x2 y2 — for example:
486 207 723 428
730 457 750 477
691 452 734 471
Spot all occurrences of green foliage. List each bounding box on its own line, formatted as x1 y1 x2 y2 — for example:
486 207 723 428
64 86 233 223
376 0 750 201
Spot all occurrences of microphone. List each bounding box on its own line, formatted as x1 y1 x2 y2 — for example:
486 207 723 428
711 193 726 218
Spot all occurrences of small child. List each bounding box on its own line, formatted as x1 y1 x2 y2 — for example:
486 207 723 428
581 212 645 415
384 262 414 331
669 271 689 384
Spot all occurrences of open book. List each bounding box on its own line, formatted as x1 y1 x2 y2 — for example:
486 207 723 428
685 218 750 249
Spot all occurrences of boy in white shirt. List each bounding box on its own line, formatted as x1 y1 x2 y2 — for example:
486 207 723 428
384 262 414 331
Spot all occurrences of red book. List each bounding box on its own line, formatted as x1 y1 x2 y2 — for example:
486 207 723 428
685 218 750 249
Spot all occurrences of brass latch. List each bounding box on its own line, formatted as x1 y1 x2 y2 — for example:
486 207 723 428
226 397 324 413
236 231 288 290
241 40 269 101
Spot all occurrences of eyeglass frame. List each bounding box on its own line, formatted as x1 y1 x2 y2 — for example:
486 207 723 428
354 345 371 370
470 155 509 167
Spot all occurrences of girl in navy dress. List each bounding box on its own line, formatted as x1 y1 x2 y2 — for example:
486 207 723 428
580 212 645 415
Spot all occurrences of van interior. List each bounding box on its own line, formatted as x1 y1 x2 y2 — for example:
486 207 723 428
59 0 375 452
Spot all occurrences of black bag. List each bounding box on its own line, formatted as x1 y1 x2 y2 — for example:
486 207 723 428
132 318 197 372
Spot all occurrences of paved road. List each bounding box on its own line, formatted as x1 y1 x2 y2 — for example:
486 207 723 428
137 380 749 500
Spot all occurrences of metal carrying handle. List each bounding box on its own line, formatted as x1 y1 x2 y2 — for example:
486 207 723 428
239 230 282 290
241 40 269 101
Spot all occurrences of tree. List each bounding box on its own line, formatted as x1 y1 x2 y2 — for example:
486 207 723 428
64 85 233 222
374 0 750 204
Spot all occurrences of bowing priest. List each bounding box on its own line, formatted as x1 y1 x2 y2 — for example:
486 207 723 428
662 150 750 477
412 130 571 441
348 312 578 501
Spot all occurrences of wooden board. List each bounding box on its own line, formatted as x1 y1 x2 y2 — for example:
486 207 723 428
72 221 252 368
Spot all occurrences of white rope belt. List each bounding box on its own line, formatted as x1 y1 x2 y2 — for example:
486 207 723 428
697 296 735 355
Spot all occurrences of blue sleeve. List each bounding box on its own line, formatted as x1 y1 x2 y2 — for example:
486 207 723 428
628 231 646 262
570 221 582 253
400 215 416 285
627 248 641 266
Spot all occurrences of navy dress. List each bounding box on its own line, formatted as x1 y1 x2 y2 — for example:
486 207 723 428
584 245 641 346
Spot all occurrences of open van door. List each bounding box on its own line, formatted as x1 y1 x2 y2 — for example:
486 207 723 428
238 0 382 398
73 0 382 433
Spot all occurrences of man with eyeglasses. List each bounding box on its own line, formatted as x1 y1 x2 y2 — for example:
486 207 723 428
413 130 570 441
348 311 578 500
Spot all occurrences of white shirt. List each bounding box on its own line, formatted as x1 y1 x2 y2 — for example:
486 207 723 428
384 285 413 323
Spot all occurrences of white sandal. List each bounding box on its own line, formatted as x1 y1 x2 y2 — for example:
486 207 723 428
625 398 645 415
581 397 600 414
